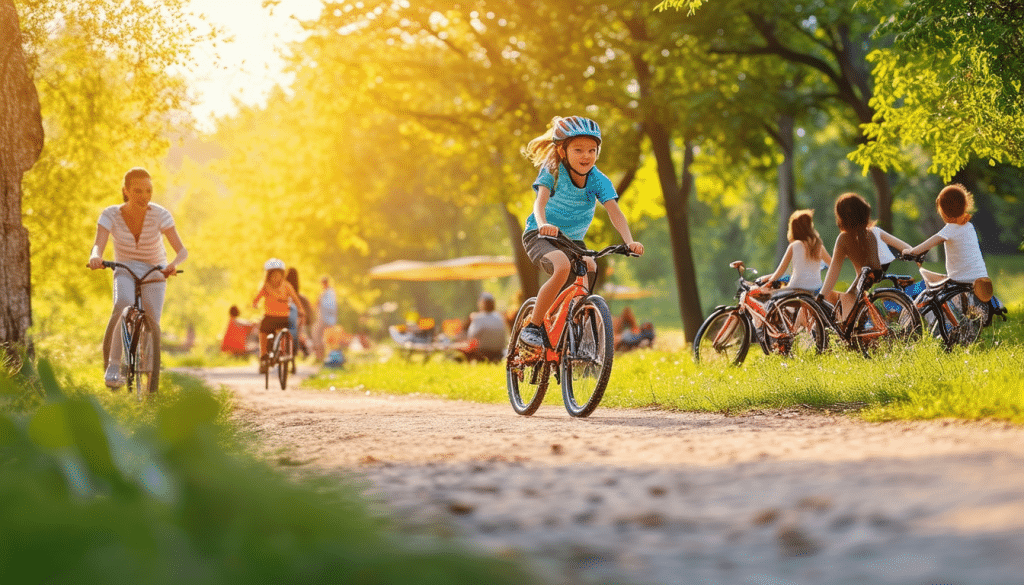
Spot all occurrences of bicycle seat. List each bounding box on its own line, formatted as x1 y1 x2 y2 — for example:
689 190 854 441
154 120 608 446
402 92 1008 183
883 274 915 288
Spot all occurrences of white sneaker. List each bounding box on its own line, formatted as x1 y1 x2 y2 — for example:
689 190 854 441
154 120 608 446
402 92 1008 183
518 324 546 348
104 362 124 389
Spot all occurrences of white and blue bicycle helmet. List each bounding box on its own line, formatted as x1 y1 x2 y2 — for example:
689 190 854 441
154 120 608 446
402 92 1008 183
552 116 601 146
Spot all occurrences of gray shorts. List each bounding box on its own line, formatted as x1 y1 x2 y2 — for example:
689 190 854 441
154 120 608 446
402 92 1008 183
522 230 585 274
522 230 595 291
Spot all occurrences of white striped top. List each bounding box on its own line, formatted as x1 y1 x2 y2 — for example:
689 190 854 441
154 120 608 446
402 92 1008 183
97 203 175 265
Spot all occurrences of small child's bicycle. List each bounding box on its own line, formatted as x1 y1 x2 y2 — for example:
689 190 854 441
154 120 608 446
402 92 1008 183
95 261 181 400
261 327 294 390
505 235 638 418
895 252 1007 349
693 261 828 365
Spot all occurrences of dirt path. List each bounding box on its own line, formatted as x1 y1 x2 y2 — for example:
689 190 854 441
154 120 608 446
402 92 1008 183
190 366 1024 585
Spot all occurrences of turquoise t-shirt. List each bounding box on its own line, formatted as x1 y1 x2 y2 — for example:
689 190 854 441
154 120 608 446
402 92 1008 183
524 163 618 241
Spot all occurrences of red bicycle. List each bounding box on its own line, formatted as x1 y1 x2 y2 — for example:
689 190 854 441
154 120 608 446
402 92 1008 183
506 235 638 417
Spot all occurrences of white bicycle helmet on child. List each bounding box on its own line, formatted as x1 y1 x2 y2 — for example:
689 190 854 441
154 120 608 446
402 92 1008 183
264 258 285 271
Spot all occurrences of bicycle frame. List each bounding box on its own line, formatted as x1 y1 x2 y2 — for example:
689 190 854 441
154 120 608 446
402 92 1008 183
815 268 894 345
712 262 802 350
96 261 176 397
537 273 590 364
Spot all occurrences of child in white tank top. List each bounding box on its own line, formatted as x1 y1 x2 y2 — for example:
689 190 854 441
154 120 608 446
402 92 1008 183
765 210 831 293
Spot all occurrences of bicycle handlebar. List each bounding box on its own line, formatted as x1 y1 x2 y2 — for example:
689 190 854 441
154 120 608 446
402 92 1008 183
897 252 926 264
540 234 639 258
87 260 184 279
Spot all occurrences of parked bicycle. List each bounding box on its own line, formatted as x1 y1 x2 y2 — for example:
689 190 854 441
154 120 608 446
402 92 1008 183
895 252 1007 349
95 261 180 399
506 235 638 418
693 261 827 365
261 326 294 390
810 266 922 356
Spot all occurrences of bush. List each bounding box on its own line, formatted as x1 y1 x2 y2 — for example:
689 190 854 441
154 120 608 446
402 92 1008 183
0 359 533 585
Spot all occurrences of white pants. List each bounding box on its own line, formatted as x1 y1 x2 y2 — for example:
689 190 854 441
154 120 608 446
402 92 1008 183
104 262 166 367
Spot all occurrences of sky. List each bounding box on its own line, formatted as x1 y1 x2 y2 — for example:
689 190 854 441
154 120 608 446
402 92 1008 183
185 0 326 130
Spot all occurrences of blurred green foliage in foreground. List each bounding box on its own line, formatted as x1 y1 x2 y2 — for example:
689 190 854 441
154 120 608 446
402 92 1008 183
0 356 531 585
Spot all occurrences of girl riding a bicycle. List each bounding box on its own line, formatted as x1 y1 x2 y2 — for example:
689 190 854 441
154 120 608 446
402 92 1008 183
253 258 305 373
518 116 644 348
87 167 188 389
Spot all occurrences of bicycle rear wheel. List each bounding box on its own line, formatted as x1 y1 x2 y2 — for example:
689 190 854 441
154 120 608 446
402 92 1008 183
937 291 987 349
128 311 160 399
506 298 549 416
761 294 828 358
693 307 751 365
561 296 614 418
851 290 921 355
277 330 292 390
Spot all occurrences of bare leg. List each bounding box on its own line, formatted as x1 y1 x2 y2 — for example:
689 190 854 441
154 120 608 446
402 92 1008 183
530 251 570 327
919 267 945 285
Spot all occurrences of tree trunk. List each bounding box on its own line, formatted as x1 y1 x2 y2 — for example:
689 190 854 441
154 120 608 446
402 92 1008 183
626 16 703 342
504 205 538 299
775 112 796 264
869 166 893 231
647 121 703 342
0 0 44 349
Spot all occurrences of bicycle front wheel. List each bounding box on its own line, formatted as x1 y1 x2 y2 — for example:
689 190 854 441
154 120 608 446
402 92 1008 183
128 311 161 399
505 298 549 416
761 294 828 358
694 307 751 365
277 330 292 390
852 290 922 355
560 296 614 418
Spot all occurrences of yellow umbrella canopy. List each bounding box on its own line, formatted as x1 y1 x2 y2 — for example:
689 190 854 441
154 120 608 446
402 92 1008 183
369 256 517 281
600 284 659 300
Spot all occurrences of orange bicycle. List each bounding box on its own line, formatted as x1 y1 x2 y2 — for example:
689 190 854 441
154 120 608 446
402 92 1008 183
506 235 638 418
693 260 828 365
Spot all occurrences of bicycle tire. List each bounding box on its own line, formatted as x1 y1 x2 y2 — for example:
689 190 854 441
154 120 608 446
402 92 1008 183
264 334 272 389
277 330 292 390
693 307 751 365
505 298 549 416
561 296 614 418
935 290 987 349
761 293 829 358
126 310 160 399
851 289 921 355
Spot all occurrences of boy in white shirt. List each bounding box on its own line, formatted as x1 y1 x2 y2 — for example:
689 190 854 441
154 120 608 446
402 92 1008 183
902 183 993 300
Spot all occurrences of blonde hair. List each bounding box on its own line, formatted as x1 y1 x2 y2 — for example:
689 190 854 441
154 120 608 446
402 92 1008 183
521 118 560 171
936 183 974 225
787 209 822 260
520 116 573 188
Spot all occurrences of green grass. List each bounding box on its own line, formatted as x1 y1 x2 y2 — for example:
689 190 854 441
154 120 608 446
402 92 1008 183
309 302 1024 424
0 350 537 585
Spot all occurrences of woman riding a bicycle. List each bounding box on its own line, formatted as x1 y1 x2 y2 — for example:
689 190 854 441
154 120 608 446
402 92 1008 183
87 167 188 389
518 116 644 349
